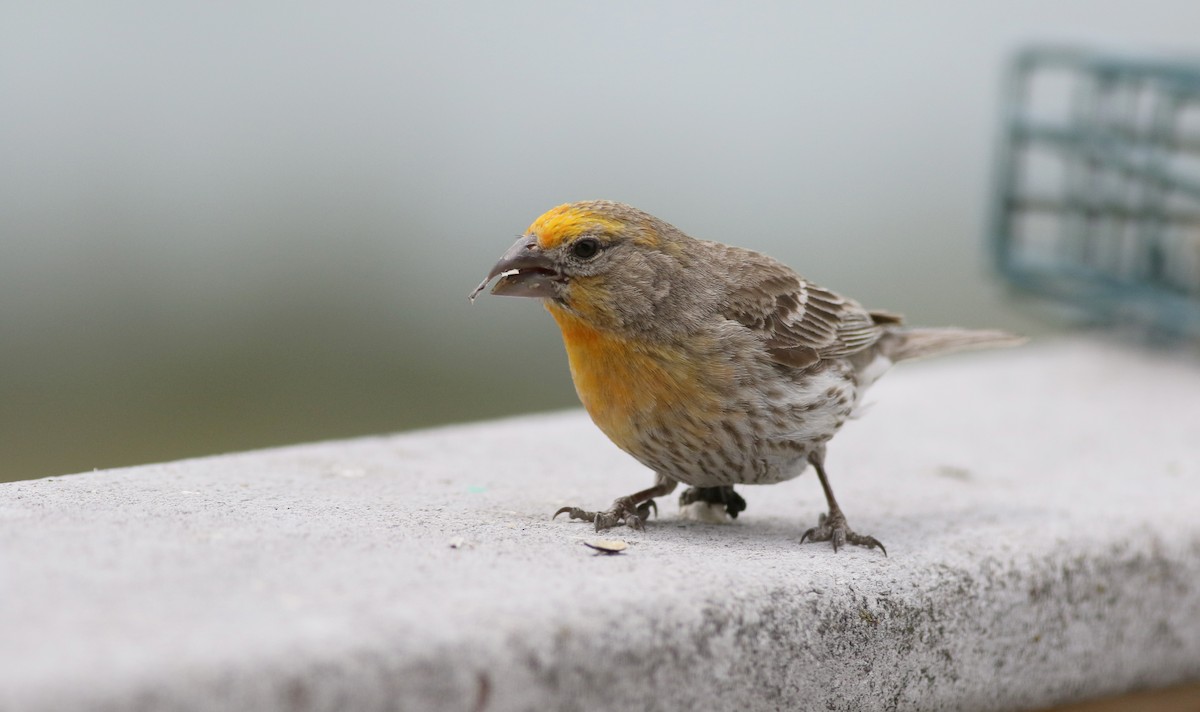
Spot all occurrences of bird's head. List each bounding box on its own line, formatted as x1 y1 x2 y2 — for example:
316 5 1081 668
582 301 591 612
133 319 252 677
470 201 709 334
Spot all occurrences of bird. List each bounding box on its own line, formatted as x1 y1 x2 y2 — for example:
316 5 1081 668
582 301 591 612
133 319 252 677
470 201 1023 553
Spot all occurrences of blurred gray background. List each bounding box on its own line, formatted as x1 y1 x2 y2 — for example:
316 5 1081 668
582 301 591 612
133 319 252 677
2 1 1197 483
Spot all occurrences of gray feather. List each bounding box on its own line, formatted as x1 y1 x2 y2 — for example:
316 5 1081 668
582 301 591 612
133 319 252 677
883 328 1027 363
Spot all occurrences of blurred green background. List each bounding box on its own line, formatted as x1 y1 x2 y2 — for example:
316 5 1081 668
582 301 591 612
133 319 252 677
2 2 1196 483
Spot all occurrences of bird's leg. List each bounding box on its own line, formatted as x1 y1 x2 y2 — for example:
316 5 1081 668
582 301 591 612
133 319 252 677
553 475 678 531
678 485 747 519
800 449 886 555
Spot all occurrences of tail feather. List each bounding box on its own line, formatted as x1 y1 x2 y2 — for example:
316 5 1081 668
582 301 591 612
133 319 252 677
884 328 1027 363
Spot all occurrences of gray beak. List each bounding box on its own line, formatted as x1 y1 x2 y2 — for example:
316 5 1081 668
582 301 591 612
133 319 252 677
469 236 562 301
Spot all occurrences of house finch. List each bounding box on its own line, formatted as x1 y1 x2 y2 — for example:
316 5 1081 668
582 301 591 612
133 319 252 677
470 201 1023 553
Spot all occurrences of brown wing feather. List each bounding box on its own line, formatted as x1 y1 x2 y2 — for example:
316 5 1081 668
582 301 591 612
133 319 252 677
718 247 889 369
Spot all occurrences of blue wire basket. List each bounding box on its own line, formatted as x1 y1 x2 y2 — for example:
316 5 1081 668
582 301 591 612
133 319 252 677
989 46 1200 336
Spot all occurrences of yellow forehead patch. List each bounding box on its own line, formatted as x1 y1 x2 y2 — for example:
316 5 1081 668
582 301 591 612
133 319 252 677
528 204 625 250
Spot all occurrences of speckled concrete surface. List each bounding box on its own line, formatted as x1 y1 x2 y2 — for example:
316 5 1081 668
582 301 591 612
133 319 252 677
1 337 1198 712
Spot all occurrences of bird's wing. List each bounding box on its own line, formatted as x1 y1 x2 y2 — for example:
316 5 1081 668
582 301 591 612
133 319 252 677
718 249 886 369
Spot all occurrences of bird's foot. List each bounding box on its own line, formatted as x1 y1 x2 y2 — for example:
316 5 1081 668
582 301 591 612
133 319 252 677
553 496 658 531
678 486 747 519
801 511 886 555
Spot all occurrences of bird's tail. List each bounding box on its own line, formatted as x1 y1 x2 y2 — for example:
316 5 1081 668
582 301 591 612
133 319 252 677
883 327 1027 363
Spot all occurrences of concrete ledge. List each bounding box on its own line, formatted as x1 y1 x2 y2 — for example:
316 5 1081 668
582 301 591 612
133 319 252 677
2 337 1199 711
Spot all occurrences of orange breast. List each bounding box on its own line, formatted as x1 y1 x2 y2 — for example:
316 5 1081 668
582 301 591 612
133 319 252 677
547 305 722 452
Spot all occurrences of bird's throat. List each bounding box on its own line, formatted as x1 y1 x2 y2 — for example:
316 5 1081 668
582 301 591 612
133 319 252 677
547 305 647 443
546 304 716 451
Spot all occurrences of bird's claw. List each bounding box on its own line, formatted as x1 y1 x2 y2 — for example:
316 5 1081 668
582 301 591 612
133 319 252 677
678 486 747 519
800 511 887 556
552 497 657 531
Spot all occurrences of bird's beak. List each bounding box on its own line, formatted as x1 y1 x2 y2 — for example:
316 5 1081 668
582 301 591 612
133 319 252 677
469 236 562 301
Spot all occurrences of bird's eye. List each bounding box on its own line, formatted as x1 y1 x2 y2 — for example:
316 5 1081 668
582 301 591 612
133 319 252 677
572 237 601 260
